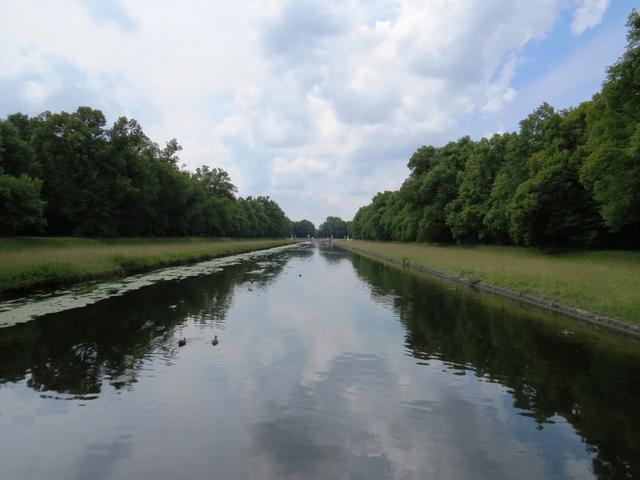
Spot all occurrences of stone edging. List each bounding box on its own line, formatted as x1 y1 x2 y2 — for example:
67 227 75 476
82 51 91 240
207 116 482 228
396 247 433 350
336 242 640 339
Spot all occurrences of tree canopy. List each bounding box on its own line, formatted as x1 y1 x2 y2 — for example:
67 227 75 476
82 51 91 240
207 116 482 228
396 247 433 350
0 108 291 237
349 10 640 249
292 219 316 238
318 216 348 238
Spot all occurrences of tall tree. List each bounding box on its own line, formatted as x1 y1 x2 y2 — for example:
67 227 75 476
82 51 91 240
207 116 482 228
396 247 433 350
483 103 555 242
292 219 315 238
0 107 292 238
446 134 510 243
0 174 46 235
318 216 348 238
580 9 640 243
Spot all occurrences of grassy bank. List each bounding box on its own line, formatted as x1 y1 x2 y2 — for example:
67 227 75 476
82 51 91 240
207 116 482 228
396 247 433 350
336 240 640 327
0 237 296 296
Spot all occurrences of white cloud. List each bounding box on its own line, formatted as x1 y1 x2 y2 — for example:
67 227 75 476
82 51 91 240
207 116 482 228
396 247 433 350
212 0 562 222
571 0 610 35
0 0 617 225
273 157 329 175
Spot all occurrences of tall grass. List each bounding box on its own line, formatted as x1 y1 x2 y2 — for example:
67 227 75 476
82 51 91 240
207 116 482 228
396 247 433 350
338 240 640 325
0 237 294 295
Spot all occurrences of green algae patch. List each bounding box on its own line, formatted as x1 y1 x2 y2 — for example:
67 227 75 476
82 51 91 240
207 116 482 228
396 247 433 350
0 242 301 327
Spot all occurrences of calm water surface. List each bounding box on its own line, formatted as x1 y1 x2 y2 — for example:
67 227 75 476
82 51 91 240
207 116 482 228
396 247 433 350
0 242 639 479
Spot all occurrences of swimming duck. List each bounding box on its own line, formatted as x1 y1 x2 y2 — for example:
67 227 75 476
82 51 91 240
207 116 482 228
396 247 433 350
211 335 219 346
178 338 186 347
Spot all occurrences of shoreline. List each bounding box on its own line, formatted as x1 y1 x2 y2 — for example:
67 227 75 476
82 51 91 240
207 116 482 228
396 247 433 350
0 238 298 299
0 241 303 328
336 240 640 339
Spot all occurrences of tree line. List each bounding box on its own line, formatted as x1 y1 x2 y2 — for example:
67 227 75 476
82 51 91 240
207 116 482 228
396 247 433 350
0 108 292 237
290 217 353 239
350 10 640 249
318 216 349 238
291 219 316 238
291 217 353 239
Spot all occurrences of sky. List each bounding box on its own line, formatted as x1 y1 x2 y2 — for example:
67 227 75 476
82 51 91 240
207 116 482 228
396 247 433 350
0 0 633 226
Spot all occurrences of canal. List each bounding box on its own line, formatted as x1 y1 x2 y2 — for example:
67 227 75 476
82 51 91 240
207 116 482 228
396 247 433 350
0 242 638 479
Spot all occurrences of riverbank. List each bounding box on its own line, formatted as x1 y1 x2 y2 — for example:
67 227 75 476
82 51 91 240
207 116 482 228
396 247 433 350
0 237 297 296
336 240 640 335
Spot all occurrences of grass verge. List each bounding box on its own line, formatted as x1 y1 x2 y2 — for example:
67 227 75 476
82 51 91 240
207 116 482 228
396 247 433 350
0 237 296 296
336 240 640 328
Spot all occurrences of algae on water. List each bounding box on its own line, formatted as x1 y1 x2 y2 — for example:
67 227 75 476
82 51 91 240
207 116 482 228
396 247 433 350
0 243 298 328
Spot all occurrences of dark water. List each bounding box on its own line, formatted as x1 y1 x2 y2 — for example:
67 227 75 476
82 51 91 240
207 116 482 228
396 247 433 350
1 242 639 480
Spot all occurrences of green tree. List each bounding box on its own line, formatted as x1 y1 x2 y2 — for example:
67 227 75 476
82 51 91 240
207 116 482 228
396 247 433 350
1 107 291 239
0 118 39 177
0 174 46 235
106 117 160 236
580 10 640 241
507 106 603 246
446 134 510 243
29 107 114 234
414 137 473 242
292 219 315 238
350 11 640 250
484 104 555 242
318 216 348 238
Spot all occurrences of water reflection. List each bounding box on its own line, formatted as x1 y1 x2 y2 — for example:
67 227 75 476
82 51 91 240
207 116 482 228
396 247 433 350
0 253 289 395
0 242 638 480
350 253 640 479
248 352 395 479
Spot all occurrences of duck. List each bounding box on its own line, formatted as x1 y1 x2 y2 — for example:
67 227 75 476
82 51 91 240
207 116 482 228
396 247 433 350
248 287 253 292
211 335 219 346
178 338 186 347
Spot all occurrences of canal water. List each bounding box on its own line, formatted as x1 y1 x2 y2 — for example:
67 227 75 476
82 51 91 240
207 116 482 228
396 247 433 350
0 242 638 479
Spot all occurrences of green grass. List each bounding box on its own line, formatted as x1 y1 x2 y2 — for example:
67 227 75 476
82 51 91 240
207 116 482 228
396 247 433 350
0 237 296 295
337 240 640 325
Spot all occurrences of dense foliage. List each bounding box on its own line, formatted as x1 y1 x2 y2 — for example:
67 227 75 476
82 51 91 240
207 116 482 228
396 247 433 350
350 10 640 248
318 216 349 238
0 109 292 237
292 219 316 238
